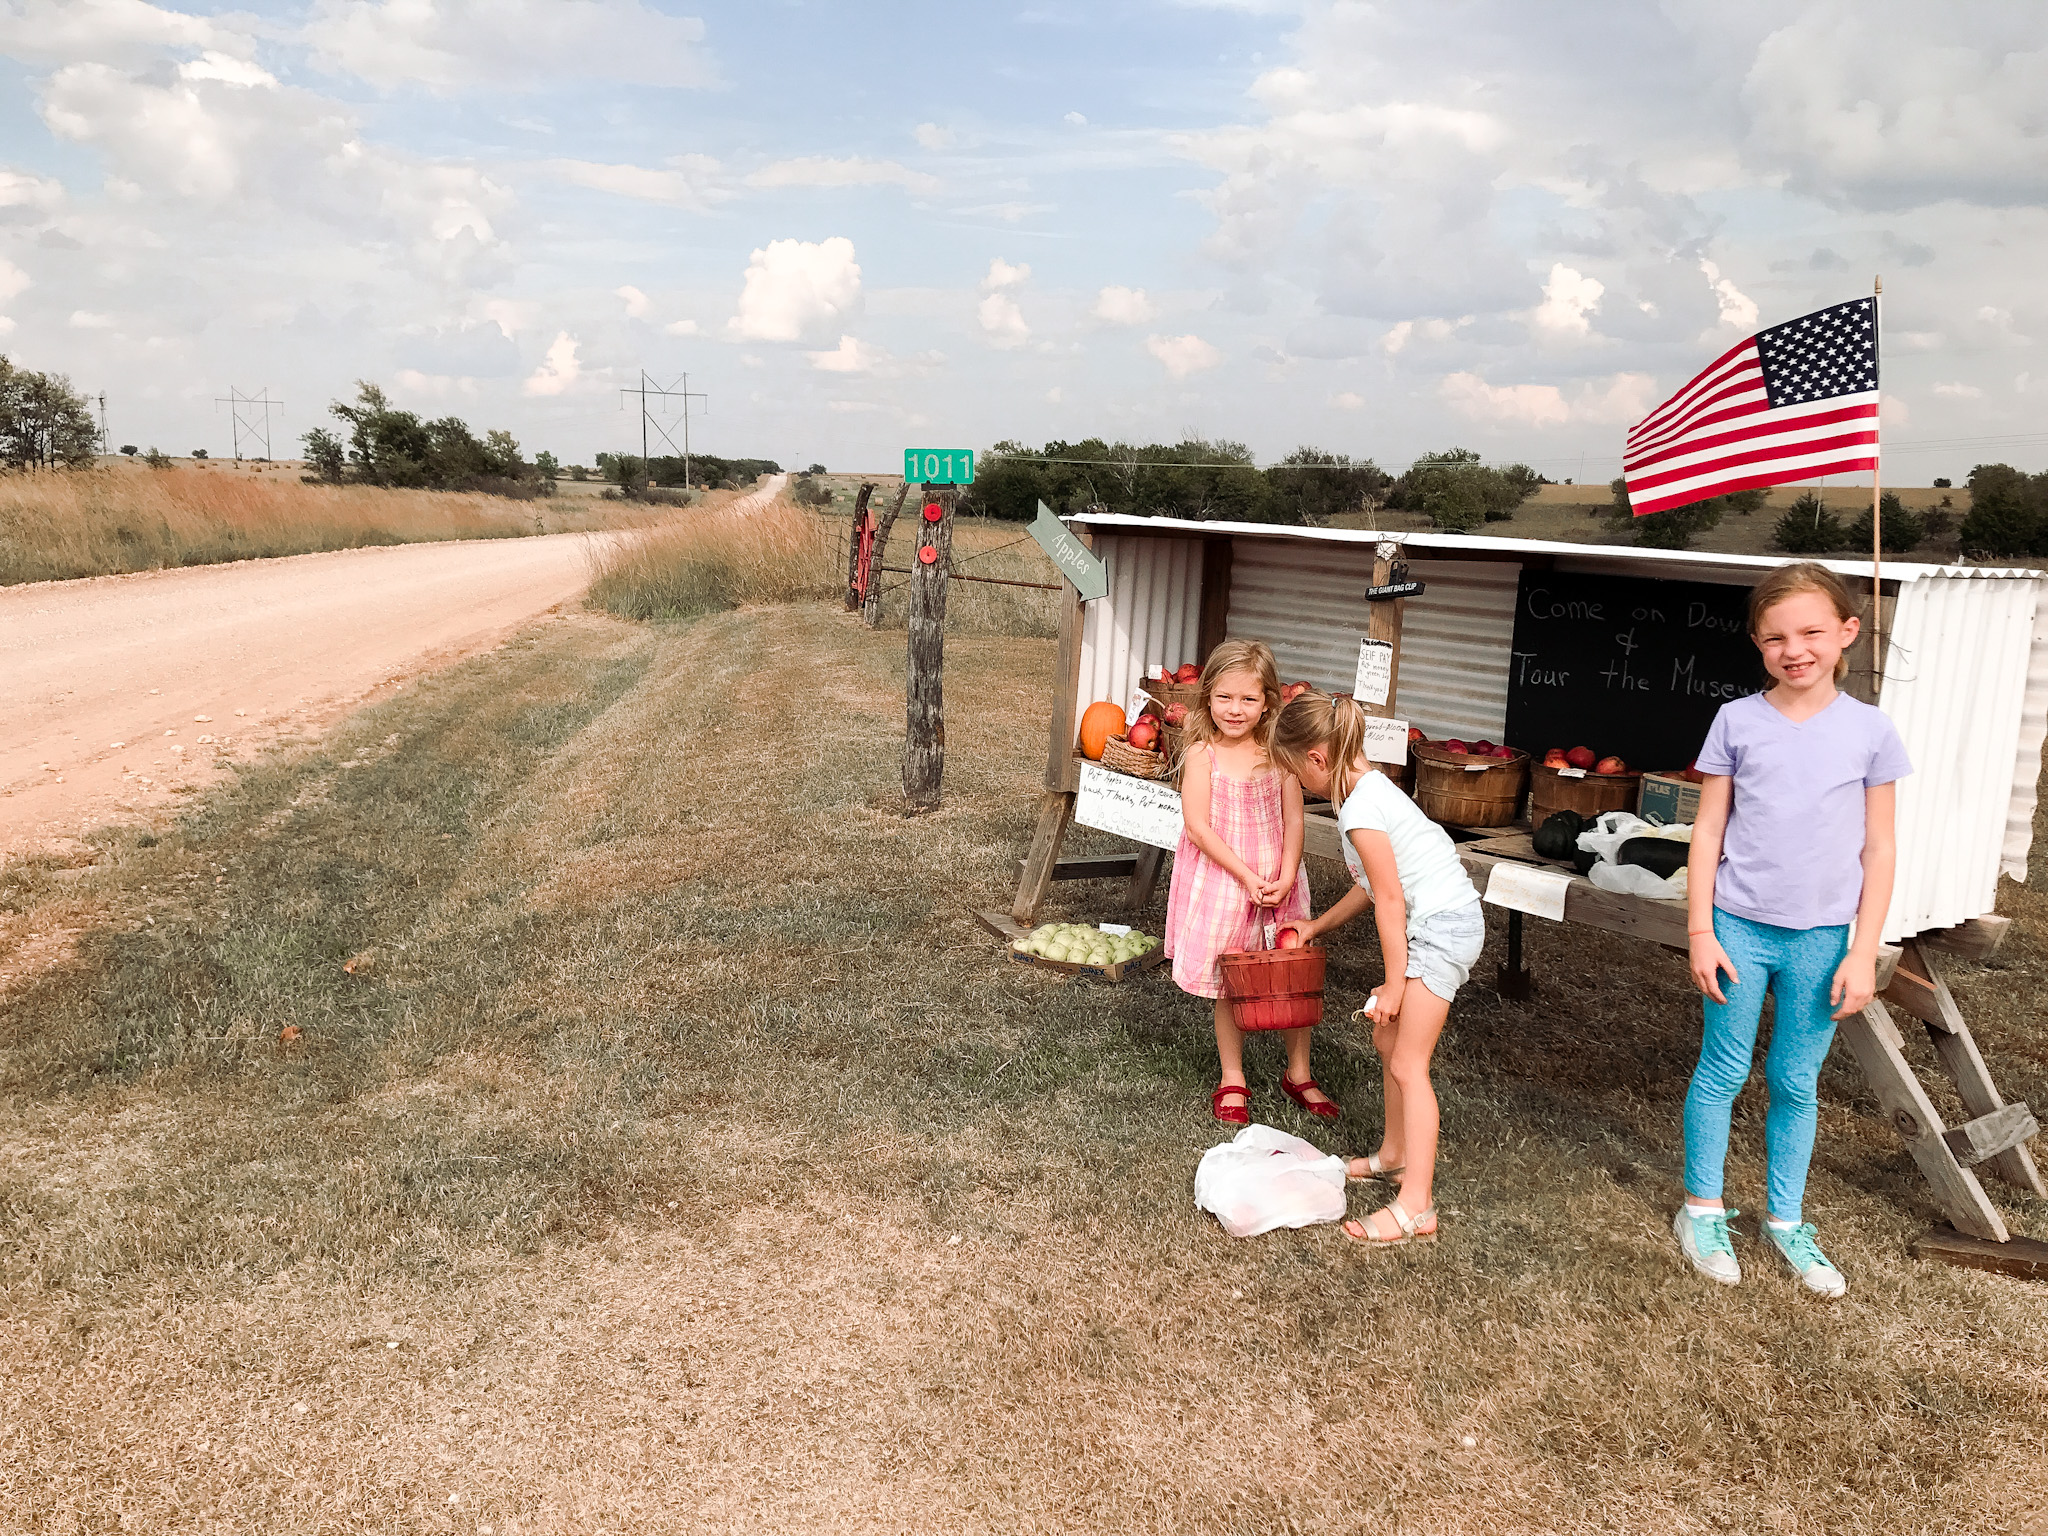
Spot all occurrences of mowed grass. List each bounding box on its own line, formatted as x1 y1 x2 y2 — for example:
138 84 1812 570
2 603 2047 1532
0 463 660 586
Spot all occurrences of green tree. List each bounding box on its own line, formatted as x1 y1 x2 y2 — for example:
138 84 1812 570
119 444 138 456
533 450 560 489
1772 491 1848 554
1264 446 1392 524
1388 449 1538 530
302 428 347 484
1844 491 1924 555
0 357 101 469
1958 463 2047 558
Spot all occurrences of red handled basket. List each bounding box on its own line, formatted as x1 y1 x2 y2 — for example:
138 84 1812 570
1217 914 1326 1032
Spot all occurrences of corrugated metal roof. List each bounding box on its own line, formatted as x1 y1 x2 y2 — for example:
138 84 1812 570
2005 592 2048 886
1077 533 1204 716
1880 571 2046 940
1068 512 2042 585
1229 539 1520 741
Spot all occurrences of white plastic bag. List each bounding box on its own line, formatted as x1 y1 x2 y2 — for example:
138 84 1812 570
1577 811 1693 899
1193 1124 1347 1238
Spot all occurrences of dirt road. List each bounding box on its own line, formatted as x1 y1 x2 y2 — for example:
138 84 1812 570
0 533 602 862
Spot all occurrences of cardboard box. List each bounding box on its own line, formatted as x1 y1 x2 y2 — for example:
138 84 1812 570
1639 772 1701 826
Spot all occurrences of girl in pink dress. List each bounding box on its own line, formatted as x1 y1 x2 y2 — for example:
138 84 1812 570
1164 639 1321 1124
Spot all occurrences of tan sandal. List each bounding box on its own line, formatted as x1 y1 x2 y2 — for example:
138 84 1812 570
1346 1151 1404 1184
1342 1198 1437 1247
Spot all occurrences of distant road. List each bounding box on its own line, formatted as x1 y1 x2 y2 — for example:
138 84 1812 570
0 533 600 861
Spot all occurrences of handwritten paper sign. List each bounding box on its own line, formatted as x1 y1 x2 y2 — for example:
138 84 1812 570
1354 638 1394 707
1362 714 1410 765
1483 861 1571 923
1075 762 1183 851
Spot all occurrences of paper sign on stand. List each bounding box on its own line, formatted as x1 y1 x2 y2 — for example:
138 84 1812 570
1483 862 1572 923
1074 762 1183 851
1354 639 1394 707
1361 715 1410 766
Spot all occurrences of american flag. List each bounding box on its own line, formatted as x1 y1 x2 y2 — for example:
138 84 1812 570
1624 297 1879 518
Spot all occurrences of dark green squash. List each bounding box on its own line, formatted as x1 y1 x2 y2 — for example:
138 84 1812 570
1618 836 1690 880
1571 847 1599 877
1532 810 1586 861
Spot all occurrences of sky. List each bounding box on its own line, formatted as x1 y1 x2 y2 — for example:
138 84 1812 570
1 0 2044 482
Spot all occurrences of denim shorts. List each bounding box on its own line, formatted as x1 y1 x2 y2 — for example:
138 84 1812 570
1406 900 1486 1002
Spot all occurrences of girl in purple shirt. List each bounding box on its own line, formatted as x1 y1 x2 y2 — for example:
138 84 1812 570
1675 562 1910 1299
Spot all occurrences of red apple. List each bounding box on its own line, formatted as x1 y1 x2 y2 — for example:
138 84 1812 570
1595 755 1627 775
1443 739 1468 755
1175 662 1200 684
1542 748 1569 767
1128 718 1159 751
1471 739 1496 755
1490 744 1516 759
1565 745 1597 770
1163 702 1188 726
1275 926 1305 950
1408 726 1427 742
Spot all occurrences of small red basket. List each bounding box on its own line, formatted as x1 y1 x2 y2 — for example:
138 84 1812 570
1217 916 1326 1032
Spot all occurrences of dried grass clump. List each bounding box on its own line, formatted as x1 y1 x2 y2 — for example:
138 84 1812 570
0 465 563 585
588 497 837 620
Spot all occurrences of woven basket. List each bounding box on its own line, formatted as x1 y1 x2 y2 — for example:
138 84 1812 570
1218 935 1325 1032
1528 762 1641 822
1144 678 1204 712
1411 742 1529 827
1101 733 1171 780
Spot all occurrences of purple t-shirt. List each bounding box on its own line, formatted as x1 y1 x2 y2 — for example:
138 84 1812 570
1695 691 1912 931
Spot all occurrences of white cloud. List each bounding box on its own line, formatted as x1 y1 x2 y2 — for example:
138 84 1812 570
1046 386 1063 403
0 317 14 336
1333 390 1365 409
394 368 477 398
805 335 884 374
982 258 1031 291
1093 285 1156 326
978 292 1029 349
1064 111 1088 126
0 258 29 303
1699 259 1759 332
0 168 64 211
69 309 114 328
1532 263 1603 337
827 399 881 413
0 0 239 67
957 201 1056 223
548 155 725 211
746 157 939 195
305 0 714 92
728 236 862 342
663 318 699 337
1439 369 1657 428
179 51 276 89
914 122 953 150
1933 381 1982 400
522 331 582 396
1146 333 1221 378
616 284 650 318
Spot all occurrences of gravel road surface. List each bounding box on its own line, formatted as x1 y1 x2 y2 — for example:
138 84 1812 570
1 533 602 862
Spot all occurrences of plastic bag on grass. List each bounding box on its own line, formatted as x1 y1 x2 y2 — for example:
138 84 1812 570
1576 811 1692 899
1194 1124 1346 1238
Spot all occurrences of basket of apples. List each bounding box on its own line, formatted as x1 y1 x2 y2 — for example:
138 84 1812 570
1143 661 1206 713
1218 920 1326 1031
1530 745 1640 821
1409 736 1531 827
1101 712 1174 779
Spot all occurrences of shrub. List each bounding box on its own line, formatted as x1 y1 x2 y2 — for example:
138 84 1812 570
1605 478 1724 550
120 444 138 456
1389 448 1535 527
192 449 208 459
1958 463 2047 558
1843 492 1924 554
1773 492 1848 553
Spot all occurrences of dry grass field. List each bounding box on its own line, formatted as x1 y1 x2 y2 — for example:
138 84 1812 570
0 463 664 587
3 589 2046 1531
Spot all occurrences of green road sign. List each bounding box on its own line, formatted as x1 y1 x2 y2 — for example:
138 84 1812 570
902 448 975 485
1028 499 1107 601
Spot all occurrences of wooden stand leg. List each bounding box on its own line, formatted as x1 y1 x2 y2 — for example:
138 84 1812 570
1125 846 1165 913
1901 939 2047 1198
1836 1002 2009 1241
1495 907 1536 1001
1013 791 1074 925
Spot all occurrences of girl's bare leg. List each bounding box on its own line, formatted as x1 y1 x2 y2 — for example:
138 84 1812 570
1347 989 1450 1239
1374 1014 1406 1167
1214 997 1246 1086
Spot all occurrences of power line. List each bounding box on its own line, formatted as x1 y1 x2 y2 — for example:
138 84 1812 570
619 369 709 488
215 386 282 461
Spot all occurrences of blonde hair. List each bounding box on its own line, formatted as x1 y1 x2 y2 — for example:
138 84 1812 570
1185 638 1283 750
1269 689 1371 807
1749 561 1858 682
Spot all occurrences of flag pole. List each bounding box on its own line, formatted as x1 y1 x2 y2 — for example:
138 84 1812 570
1871 273 1883 684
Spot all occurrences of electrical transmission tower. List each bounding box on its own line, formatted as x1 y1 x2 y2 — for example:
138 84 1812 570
215 386 283 461
96 392 108 456
619 369 708 489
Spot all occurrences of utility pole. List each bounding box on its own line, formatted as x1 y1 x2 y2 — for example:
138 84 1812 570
215 386 282 461
618 369 708 489
96 392 108 456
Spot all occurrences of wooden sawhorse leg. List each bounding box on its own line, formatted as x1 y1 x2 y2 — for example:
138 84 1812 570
1899 938 2047 1199
1126 846 1165 913
1012 790 1074 926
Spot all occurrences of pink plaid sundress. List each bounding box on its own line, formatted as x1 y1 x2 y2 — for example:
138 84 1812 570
1164 750 1310 999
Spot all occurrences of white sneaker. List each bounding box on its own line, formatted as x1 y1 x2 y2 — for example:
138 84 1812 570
1765 1221 1848 1298
1673 1206 1741 1285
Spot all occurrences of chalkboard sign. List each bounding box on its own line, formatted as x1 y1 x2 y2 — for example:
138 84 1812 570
1504 570 1766 771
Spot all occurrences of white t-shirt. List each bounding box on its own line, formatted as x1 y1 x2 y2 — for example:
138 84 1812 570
1337 770 1479 930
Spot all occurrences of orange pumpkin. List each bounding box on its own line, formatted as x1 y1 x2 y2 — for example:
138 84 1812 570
1077 701 1127 760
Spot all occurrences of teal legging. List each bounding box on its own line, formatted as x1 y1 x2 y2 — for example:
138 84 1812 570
1682 908 1850 1222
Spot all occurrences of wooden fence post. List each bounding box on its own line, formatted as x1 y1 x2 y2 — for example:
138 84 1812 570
904 485 954 812
844 482 874 610
861 482 911 628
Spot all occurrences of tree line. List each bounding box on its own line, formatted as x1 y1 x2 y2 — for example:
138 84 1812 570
0 357 100 470
958 438 1546 530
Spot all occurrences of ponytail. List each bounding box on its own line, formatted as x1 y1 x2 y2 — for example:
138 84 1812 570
1270 688 1371 804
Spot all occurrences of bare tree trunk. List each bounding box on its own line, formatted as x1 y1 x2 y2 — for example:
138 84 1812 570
903 487 954 812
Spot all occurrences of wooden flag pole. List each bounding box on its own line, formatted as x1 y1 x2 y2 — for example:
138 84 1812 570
1872 273 1884 673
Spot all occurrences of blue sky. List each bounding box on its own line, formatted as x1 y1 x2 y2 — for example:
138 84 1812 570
2 0 2044 480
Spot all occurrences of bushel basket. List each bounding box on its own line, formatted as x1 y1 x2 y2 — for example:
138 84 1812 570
1218 924 1326 1032
1528 761 1641 822
1410 741 1529 828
